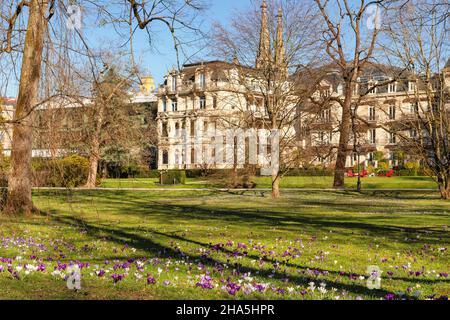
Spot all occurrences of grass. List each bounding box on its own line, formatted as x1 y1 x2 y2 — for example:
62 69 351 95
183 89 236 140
100 176 438 190
0 189 449 300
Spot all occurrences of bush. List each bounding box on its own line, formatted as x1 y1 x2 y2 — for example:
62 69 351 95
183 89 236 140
404 162 420 176
160 170 186 185
106 163 159 179
33 155 89 188
185 169 204 178
377 161 390 171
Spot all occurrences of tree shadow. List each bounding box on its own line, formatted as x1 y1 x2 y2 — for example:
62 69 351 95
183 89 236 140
42 210 402 299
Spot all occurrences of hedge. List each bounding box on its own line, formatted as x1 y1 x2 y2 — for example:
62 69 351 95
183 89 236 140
160 170 186 185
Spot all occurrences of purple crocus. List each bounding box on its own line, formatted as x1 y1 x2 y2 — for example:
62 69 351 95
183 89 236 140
226 281 241 296
111 274 125 283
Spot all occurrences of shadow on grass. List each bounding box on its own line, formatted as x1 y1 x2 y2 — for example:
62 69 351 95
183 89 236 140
42 210 400 298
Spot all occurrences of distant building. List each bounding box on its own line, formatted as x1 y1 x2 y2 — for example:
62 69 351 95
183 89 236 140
156 1 450 171
1 75 158 163
156 1 292 172
0 97 16 156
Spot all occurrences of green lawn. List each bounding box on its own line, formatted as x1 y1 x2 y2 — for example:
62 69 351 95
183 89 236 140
0 190 448 300
100 176 438 190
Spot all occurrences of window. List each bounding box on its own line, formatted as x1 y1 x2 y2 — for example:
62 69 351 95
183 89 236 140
190 120 195 137
408 81 416 92
162 99 167 112
368 82 377 95
200 96 206 110
369 106 376 121
389 105 396 120
213 96 217 109
191 148 195 165
410 129 418 138
171 76 177 91
199 73 206 88
410 102 418 114
368 152 374 162
389 132 397 144
388 82 396 93
369 129 376 144
162 150 169 165
162 123 168 137
320 109 330 122
171 99 178 112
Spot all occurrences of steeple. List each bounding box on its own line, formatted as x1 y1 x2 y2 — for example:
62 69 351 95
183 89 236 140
256 1 272 69
275 8 287 77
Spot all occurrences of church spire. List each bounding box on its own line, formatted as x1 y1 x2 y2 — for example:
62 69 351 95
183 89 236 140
256 0 272 69
275 8 287 77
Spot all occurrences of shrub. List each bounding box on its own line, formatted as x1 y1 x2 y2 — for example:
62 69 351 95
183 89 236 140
185 169 204 178
377 162 390 172
285 166 334 177
160 170 186 185
33 155 89 188
404 162 420 176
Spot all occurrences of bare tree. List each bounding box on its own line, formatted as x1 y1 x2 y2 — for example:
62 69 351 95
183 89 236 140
2 0 53 215
382 1 450 199
84 64 136 188
313 0 385 189
1 0 204 215
211 0 321 197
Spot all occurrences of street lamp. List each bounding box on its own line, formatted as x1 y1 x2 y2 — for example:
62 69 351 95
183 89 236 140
356 143 362 193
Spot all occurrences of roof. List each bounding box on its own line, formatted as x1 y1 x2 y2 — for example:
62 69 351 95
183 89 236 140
0 97 17 106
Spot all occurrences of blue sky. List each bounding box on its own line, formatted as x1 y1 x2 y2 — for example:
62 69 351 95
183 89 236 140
105 0 252 87
3 0 252 97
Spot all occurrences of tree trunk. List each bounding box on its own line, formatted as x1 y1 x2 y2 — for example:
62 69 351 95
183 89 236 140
85 104 105 189
85 144 100 189
438 175 450 200
333 94 352 189
4 0 49 215
272 174 280 198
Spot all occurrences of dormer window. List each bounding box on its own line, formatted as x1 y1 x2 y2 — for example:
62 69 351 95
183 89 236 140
408 81 416 92
388 82 396 93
